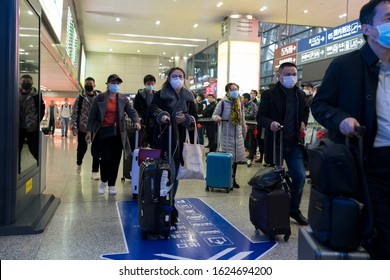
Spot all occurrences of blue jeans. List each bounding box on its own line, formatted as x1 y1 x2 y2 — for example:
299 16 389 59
276 144 306 214
61 117 69 136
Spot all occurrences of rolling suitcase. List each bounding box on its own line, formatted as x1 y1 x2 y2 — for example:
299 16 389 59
205 120 233 193
138 125 173 239
130 129 161 199
121 121 136 181
248 128 291 241
298 227 370 260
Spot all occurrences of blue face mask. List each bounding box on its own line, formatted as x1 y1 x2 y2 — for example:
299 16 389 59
230 90 239 99
145 85 154 91
109 84 120 93
375 22 390 49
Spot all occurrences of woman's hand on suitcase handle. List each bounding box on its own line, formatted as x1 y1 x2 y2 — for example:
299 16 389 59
161 115 170 124
270 121 282 132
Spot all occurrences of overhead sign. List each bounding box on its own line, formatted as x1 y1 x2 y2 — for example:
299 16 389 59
326 34 364 58
273 42 297 71
326 19 362 44
102 198 276 260
298 31 327 53
297 46 326 65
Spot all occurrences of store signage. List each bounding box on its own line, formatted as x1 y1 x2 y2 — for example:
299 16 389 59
102 198 276 260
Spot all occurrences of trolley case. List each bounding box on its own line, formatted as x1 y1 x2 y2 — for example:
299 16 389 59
298 227 370 260
205 121 233 193
248 128 291 241
131 129 161 199
138 125 173 239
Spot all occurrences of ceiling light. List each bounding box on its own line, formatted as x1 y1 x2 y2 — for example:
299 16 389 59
29 44 34 48
109 48 113 51
217 2 223 8
116 17 120 22
303 10 308 14
189 53 192 56
230 14 241 19
163 52 166 55
109 39 199 47
27 11 33 15
260 6 267 12
193 23 198 28
156 20 160 25
246 15 253 20
137 50 140 53
109 33 207 42
339 13 347 18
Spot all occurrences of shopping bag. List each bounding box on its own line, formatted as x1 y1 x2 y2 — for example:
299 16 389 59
177 118 205 180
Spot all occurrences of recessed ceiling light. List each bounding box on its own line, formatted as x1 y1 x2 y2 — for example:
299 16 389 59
27 11 33 15
303 10 308 14
156 20 160 25
217 2 223 8
189 53 192 56
260 6 267 12
230 14 240 19
116 17 120 22
163 52 166 55
109 48 113 51
137 50 140 53
339 13 347 18
193 23 198 28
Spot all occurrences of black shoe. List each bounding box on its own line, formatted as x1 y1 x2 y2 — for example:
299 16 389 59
171 205 178 225
290 212 309 226
233 180 240 188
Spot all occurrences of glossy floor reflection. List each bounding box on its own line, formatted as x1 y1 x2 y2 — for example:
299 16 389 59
0 131 310 260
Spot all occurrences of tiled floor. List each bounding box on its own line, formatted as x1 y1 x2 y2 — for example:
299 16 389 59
0 132 311 260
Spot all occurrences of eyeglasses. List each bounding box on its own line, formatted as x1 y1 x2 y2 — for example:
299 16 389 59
171 75 184 79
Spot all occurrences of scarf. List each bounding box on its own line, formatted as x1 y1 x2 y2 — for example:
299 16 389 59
227 95 242 125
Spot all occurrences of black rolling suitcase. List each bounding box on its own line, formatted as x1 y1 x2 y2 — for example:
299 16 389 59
249 128 291 241
121 118 136 181
138 125 174 239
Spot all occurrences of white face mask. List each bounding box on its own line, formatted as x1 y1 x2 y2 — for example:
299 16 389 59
375 22 390 49
282 76 297 89
170 77 184 90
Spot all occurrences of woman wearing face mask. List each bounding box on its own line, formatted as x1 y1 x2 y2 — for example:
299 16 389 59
212 82 247 188
149 67 198 223
86 74 141 196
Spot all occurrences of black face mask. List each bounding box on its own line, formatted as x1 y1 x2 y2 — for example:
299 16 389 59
21 82 32 90
84 85 93 92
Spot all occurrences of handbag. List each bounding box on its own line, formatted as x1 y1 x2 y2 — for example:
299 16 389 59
176 118 206 180
98 125 117 139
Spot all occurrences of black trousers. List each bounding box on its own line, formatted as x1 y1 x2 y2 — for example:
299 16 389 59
366 147 390 259
48 118 55 134
77 131 99 172
205 123 217 152
246 127 257 160
96 134 123 186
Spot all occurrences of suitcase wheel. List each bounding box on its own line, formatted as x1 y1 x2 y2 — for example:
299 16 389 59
284 234 290 242
132 194 138 200
205 186 210 192
226 188 229 193
121 177 125 182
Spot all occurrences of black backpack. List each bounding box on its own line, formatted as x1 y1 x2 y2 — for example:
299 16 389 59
307 130 373 252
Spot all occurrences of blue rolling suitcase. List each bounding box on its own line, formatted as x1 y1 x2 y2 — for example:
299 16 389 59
205 121 233 193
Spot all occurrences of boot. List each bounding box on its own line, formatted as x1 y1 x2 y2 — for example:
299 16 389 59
233 178 240 188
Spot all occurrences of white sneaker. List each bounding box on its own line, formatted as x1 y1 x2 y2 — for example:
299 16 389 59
247 159 252 167
91 172 100 180
76 165 82 174
98 182 107 194
108 186 117 195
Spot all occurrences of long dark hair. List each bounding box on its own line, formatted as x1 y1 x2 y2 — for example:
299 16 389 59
162 67 186 89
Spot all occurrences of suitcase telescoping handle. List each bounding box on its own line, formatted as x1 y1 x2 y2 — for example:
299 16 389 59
345 126 366 162
135 128 139 150
273 126 283 167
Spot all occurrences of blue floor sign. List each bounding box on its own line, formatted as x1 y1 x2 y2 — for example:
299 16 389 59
102 198 276 260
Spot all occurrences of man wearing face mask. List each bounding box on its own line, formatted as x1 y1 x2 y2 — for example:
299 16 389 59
70 77 101 178
257 62 309 226
134 74 157 148
311 0 390 259
18 74 45 173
